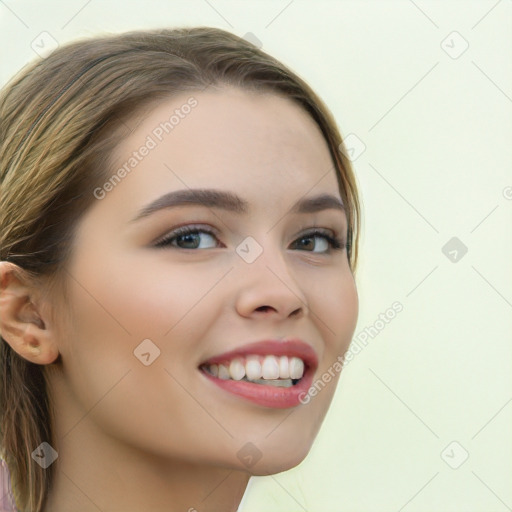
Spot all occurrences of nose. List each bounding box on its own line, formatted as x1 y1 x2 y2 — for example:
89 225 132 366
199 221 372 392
233 247 308 321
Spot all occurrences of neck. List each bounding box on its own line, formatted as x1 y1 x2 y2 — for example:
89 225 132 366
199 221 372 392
44 436 250 512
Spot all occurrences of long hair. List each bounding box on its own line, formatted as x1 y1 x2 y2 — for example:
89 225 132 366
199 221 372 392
0 26 361 511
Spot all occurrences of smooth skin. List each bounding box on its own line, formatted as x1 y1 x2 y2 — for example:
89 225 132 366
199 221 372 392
0 87 358 512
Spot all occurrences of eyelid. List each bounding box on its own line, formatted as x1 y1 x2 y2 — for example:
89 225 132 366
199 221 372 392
294 223 345 243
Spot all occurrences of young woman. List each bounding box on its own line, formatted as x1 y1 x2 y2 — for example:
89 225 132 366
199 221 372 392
0 27 361 511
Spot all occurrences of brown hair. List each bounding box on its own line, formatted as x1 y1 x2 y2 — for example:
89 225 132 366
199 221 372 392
0 26 361 511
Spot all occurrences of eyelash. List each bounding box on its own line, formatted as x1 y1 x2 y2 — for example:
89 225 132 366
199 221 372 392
153 225 346 254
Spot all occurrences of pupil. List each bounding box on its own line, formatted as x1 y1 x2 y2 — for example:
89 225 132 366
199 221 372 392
179 234 199 249
300 237 313 250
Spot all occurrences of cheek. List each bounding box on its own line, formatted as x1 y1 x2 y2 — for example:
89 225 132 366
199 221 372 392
60 251 230 417
289 268 357 419
315 268 359 356
57 258 231 460
67 251 227 342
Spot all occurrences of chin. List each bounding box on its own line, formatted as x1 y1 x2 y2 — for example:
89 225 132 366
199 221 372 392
250 448 310 476
241 433 316 476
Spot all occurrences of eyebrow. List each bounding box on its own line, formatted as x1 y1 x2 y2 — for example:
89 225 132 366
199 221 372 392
129 188 345 223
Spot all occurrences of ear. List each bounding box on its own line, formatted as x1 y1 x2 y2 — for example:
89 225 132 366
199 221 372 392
0 261 59 365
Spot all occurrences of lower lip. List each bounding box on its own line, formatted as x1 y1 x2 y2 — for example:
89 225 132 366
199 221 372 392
200 367 314 409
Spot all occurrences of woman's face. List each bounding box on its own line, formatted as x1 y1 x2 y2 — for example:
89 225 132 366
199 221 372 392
52 87 358 474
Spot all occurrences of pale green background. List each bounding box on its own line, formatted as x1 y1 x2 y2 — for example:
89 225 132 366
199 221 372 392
1 1 511 511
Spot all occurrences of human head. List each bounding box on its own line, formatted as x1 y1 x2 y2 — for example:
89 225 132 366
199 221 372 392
0 27 360 511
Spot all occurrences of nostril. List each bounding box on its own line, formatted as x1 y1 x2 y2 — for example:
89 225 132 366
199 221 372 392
256 305 273 312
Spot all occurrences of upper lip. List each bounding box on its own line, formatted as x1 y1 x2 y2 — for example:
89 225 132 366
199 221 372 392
199 339 319 370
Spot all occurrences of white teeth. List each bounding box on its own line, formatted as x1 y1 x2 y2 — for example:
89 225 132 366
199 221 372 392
279 355 290 379
204 355 306 382
229 359 245 381
218 364 230 380
210 363 219 377
261 355 280 380
289 357 304 380
245 356 262 380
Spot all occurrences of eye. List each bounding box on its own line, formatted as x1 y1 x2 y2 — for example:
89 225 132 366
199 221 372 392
154 226 219 250
290 229 346 254
153 225 346 254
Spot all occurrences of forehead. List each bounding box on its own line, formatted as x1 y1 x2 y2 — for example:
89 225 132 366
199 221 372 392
106 87 340 207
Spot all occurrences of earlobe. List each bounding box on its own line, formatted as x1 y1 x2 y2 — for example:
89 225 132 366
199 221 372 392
0 261 59 365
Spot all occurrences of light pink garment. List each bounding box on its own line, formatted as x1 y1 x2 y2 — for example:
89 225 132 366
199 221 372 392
0 459 17 512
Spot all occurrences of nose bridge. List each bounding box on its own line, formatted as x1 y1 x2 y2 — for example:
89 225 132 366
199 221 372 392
232 232 308 314
235 233 287 280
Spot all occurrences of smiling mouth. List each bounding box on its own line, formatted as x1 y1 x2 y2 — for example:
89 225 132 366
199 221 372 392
198 339 318 408
199 354 306 388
